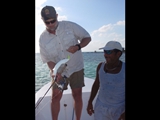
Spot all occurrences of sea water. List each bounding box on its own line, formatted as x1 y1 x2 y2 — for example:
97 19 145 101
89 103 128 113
35 52 125 93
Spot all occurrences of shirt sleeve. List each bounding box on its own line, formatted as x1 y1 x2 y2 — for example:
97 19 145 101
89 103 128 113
70 21 91 42
39 36 53 63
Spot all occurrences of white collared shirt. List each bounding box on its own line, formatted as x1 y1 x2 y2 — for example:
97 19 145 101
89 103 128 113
39 20 91 77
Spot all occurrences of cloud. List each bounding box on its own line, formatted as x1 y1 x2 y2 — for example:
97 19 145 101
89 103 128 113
55 7 62 12
91 24 113 36
114 20 125 26
58 15 68 21
91 20 125 38
36 0 47 7
84 20 125 52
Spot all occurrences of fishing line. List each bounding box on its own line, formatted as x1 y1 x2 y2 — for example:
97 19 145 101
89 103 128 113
35 78 57 109
35 79 64 109
35 64 68 109
36 76 67 116
36 89 61 116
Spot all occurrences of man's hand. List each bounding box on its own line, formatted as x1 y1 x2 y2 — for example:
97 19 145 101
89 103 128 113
50 70 62 82
67 45 78 53
86 102 94 116
55 73 63 82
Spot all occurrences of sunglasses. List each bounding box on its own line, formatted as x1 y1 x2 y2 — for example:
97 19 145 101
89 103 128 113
45 19 56 25
104 50 114 55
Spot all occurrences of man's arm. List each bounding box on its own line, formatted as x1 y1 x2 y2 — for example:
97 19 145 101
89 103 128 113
47 61 56 75
87 62 101 116
88 62 101 103
67 37 91 53
78 37 91 49
118 112 125 120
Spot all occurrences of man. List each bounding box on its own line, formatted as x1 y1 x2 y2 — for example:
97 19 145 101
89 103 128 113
86 41 125 120
39 5 91 120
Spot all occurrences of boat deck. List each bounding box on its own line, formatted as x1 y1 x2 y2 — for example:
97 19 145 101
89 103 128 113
35 77 97 120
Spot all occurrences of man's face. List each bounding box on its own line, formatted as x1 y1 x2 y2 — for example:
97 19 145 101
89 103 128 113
44 17 58 31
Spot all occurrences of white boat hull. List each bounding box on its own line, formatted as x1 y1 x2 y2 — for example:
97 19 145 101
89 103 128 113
35 77 97 120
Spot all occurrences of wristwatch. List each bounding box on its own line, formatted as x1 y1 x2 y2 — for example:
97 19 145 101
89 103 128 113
75 44 81 50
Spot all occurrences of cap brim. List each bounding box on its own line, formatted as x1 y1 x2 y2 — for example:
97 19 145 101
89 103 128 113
99 47 114 50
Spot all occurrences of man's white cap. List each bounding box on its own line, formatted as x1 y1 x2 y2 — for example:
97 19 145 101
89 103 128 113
99 41 123 51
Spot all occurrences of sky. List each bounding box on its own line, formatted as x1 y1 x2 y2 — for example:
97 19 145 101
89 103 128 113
35 0 125 53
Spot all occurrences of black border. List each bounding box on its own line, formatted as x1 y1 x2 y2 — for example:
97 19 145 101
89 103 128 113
125 1 148 119
2 2 35 120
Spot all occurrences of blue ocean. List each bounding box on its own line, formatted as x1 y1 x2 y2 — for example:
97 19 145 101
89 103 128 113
35 52 125 93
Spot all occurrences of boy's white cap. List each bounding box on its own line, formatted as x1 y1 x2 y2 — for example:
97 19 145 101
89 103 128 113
99 41 123 51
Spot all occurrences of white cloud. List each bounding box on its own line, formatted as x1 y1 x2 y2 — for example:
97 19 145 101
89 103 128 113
91 24 113 37
84 21 125 52
58 15 68 21
114 20 125 26
55 7 62 12
99 24 113 32
36 0 47 7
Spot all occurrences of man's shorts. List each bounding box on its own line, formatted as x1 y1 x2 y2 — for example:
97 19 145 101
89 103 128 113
94 99 125 120
52 69 85 90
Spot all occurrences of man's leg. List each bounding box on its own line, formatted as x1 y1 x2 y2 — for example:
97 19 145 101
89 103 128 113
69 69 85 120
51 89 63 120
72 88 83 120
